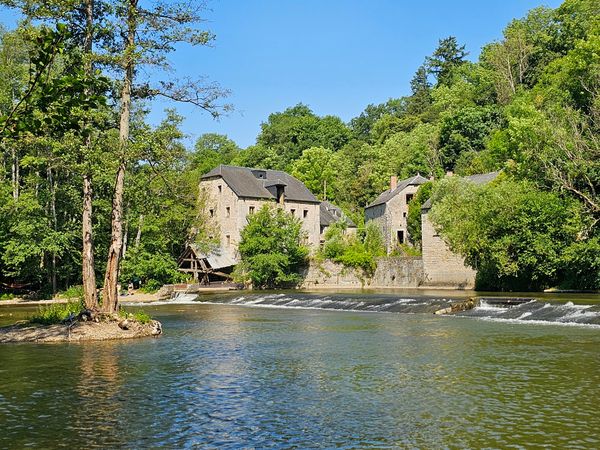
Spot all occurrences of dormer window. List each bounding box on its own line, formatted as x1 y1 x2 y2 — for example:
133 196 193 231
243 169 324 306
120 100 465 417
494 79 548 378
251 169 267 179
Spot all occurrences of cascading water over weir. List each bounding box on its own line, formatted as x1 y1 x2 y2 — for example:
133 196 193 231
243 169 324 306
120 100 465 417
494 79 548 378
161 292 600 327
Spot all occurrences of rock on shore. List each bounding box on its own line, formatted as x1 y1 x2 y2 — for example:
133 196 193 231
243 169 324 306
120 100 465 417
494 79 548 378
0 319 162 343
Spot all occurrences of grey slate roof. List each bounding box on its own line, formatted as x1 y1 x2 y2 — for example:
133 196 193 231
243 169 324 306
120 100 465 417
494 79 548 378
320 201 357 228
421 171 500 211
366 174 429 209
202 165 320 204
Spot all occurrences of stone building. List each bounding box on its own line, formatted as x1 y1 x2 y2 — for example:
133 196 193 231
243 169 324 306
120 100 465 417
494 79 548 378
199 165 348 261
319 200 357 243
421 171 500 288
365 174 429 253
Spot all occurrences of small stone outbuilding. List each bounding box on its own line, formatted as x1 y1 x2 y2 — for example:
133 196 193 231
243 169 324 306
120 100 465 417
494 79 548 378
421 171 500 288
365 174 429 253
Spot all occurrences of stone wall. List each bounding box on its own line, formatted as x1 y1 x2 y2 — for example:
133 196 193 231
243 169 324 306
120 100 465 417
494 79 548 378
421 211 476 288
301 257 424 289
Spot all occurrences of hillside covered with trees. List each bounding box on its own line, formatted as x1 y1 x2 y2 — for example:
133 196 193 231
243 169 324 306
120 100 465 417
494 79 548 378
1 0 598 294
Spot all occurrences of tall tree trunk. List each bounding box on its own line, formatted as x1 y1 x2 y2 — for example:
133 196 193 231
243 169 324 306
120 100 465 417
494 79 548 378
11 147 18 200
82 173 97 307
134 214 143 247
122 213 129 258
48 166 57 295
82 0 98 310
101 0 136 314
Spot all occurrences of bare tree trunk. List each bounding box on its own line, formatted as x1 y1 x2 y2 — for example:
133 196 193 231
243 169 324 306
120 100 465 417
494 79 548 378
101 0 136 314
81 0 98 310
82 173 97 308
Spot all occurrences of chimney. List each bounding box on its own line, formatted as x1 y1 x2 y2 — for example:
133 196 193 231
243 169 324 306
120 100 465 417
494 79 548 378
390 175 398 191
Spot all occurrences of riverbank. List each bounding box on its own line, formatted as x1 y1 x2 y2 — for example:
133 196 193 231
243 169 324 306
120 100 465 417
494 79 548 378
0 318 162 343
0 291 166 307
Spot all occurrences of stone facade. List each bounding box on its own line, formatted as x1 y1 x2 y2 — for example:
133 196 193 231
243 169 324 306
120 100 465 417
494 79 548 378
365 175 428 253
420 206 476 289
200 167 322 259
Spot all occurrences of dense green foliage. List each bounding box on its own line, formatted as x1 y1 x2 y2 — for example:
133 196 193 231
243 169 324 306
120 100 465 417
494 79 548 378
319 222 386 274
429 177 587 290
30 301 84 325
234 205 309 288
1 0 598 293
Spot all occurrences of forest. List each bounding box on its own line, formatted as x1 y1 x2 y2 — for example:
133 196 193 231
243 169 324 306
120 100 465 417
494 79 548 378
0 0 598 296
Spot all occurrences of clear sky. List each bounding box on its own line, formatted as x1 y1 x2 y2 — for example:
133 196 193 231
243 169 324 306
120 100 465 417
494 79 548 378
1 0 563 149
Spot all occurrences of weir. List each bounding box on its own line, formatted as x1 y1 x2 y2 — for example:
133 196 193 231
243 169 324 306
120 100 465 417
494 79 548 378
177 293 600 327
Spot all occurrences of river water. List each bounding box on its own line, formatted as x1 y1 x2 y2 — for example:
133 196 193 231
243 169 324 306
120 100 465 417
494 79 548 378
1 290 599 448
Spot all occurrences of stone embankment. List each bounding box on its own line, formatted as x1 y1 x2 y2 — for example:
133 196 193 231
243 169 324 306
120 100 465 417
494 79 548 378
0 318 162 343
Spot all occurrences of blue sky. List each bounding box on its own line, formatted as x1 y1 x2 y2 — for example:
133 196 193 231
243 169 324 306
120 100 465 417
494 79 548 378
1 0 562 148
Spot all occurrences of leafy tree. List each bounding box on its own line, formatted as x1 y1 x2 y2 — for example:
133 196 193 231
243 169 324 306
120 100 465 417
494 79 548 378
429 177 583 290
381 123 442 178
290 146 336 200
256 103 351 168
101 0 229 313
235 205 309 288
232 144 283 170
190 133 240 174
438 106 504 170
349 98 406 142
407 65 432 114
426 36 468 86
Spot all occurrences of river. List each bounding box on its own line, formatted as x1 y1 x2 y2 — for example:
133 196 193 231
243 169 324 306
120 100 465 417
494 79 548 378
1 290 599 448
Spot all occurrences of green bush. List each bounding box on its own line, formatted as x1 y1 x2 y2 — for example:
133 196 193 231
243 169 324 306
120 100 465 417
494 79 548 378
120 248 186 290
319 221 385 275
234 205 309 288
57 285 84 300
429 177 584 291
390 243 422 257
0 293 15 301
119 308 152 324
139 279 163 293
30 301 84 325
561 237 600 290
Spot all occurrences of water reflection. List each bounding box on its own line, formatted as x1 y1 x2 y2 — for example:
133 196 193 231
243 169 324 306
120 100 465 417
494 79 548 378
0 303 599 449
